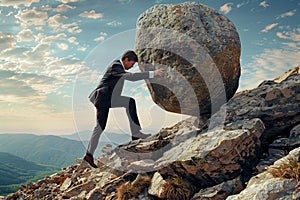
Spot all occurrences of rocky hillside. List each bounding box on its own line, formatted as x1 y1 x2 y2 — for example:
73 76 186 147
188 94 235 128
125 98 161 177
1 66 299 200
2 2 299 199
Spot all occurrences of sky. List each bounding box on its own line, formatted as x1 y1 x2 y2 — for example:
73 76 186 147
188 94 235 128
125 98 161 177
0 0 299 135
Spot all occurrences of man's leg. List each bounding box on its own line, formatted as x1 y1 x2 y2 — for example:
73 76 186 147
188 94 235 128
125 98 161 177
112 96 150 139
85 107 109 168
112 96 141 133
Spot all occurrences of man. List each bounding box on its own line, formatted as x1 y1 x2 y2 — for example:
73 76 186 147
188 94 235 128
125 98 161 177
84 50 164 168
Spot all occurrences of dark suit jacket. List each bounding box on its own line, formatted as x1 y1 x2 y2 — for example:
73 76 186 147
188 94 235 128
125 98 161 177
91 60 150 107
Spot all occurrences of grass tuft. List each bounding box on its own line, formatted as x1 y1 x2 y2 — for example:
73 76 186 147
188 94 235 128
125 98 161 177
268 157 300 184
116 174 151 200
160 177 195 200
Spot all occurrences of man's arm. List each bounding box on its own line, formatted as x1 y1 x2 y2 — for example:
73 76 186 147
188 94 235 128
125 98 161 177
112 64 162 82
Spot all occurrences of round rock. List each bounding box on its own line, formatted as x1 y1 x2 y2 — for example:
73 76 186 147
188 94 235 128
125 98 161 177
135 2 241 116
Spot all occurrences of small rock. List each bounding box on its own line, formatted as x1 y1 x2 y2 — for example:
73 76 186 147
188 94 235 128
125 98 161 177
256 148 287 173
289 124 300 147
148 172 167 198
62 181 95 198
60 177 72 191
86 187 103 200
269 138 290 149
191 176 243 200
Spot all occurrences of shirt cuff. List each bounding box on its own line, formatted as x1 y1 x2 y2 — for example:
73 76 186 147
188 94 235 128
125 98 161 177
149 71 154 78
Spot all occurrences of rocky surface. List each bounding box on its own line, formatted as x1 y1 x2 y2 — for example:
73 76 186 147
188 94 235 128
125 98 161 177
136 2 241 116
227 147 300 200
222 65 300 146
1 66 299 200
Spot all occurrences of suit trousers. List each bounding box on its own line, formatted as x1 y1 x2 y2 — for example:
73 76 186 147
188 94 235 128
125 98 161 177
87 96 141 155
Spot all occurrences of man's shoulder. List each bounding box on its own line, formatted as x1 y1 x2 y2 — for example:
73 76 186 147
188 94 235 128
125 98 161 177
110 60 122 67
111 60 121 65
110 60 124 71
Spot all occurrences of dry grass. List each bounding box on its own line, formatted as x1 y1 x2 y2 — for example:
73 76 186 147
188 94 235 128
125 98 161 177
268 157 300 184
160 177 195 200
117 174 151 200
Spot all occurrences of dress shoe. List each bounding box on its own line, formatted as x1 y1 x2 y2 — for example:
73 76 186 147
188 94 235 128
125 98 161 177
83 154 98 168
132 131 151 140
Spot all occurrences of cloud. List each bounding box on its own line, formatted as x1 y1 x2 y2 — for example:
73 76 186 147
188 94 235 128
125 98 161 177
15 7 48 27
68 36 79 45
94 32 107 42
0 0 40 8
0 68 77 134
0 69 48 99
259 1 269 8
261 23 278 33
220 3 233 14
0 46 29 60
277 28 300 41
94 36 105 42
9 71 59 95
6 11 15 17
116 0 132 4
77 46 87 51
276 32 289 39
1 32 68 64
17 29 35 42
79 10 103 19
0 33 15 51
236 3 243 8
47 14 68 28
54 4 76 12
62 22 82 33
277 10 296 19
22 33 67 61
240 48 300 90
57 0 79 3
39 5 52 11
56 43 69 50
107 20 122 26
40 33 67 43
281 42 297 49
45 56 85 79
0 47 86 97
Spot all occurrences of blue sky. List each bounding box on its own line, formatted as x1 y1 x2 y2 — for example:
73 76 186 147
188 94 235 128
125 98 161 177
0 0 299 135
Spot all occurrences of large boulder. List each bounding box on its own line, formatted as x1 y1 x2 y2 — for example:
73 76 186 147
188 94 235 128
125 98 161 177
135 2 241 116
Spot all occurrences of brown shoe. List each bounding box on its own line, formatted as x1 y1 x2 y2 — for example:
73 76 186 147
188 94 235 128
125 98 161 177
132 131 151 140
83 154 98 168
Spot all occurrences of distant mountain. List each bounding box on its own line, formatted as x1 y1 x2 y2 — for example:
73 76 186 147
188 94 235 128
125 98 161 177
59 130 91 141
60 130 156 156
60 130 131 144
0 152 58 195
0 134 85 168
60 130 132 155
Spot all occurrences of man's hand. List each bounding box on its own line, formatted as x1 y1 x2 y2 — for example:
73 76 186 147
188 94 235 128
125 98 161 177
154 68 164 77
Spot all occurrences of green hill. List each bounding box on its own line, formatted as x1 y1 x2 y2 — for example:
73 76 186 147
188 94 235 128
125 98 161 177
0 134 86 168
0 152 58 195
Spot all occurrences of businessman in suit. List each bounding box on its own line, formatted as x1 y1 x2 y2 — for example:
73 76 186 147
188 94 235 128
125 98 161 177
84 50 164 168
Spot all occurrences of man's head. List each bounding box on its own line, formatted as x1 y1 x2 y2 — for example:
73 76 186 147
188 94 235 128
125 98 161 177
121 50 138 70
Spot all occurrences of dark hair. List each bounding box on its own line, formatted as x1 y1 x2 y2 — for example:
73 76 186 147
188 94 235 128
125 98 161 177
121 50 138 62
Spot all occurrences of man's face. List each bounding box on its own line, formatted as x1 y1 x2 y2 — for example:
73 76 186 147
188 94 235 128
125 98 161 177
123 58 136 70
